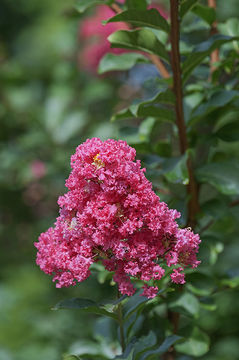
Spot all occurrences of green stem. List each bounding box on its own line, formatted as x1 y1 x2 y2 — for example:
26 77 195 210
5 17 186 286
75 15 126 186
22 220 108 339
117 298 126 353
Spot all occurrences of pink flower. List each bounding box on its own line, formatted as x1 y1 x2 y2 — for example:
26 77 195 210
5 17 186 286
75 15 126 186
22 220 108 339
141 285 159 299
30 160 46 179
170 267 186 284
35 138 200 298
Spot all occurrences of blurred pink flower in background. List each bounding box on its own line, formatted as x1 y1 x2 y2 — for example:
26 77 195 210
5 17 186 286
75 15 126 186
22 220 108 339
148 2 168 19
78 5 128 72
78 2 168 73
30 160 46 179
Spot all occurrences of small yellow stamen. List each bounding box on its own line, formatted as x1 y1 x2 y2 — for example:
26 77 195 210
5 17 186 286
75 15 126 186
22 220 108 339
92 153 105 169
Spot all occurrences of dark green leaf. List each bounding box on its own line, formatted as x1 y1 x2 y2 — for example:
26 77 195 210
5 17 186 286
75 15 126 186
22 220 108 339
53 297 97 310
168 292 200 317
75 0 111 13
180 0 198 19
132 332 157 360
186 272 215 296
200 297 217 311
191 90 239 124
200 198 228 220
108 29 170 62
105 9 170 33
182 35 239 83
175 326 210 357
163 154 189 185
111 106 137 122
111 89 175 123
140 335 182 360
139 89 175 106
215 120 239 142
192 4 216 25
126 0 147 10
124 292 149 321
137 106 175 122
125 312 141 339
98 53 149 74
52 298 118 320
113 339 138 360
196 161 239 195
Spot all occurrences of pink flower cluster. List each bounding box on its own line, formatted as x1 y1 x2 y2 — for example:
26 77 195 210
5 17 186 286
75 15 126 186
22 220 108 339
78 2 168 72
35 138 200 298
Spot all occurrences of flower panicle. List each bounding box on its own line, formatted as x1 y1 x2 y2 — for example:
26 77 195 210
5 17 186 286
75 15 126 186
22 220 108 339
35 138 201 298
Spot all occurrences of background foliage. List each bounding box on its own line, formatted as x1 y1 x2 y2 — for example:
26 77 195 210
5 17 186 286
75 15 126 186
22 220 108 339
1 0 239 359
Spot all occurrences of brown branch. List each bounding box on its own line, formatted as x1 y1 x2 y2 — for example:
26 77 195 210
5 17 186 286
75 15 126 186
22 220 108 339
164 2 201 358
110 3 122 14
109 3 170 79
208 0 219 73
170 0 200 228
148 54 170 78
229 199 239 207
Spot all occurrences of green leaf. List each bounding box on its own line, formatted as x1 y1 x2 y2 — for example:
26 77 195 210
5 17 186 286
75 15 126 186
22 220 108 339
186 272 215 296
63 356 80 360
180 0 198 19
138 89 175 107
209 241 224 265
182 35 239 83
98 53 149 74
105 9 170 33
138 117 156 142
200 198 228 220
114 339 137 360
192 4 216 25
137 106 175 122
111 89 175 123
196 161 239 195
215 120 239 142
200 297 217 311
53 111 86 144
163 154 189 185
136 89 175 121
140 335 182 360
126 0 147 10
108 29 170 62
66 339 117 358
132 332 157 360
168 292 200 317
52 298 118 320
190 90 239 124
221 276 239 289
124 292 149 321
111 105 138 122
175 326 210 357
53 297 96 310
218 18 239 51
74 0 111 13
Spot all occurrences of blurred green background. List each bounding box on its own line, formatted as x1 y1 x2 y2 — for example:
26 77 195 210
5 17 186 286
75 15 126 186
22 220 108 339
1 0 239 359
